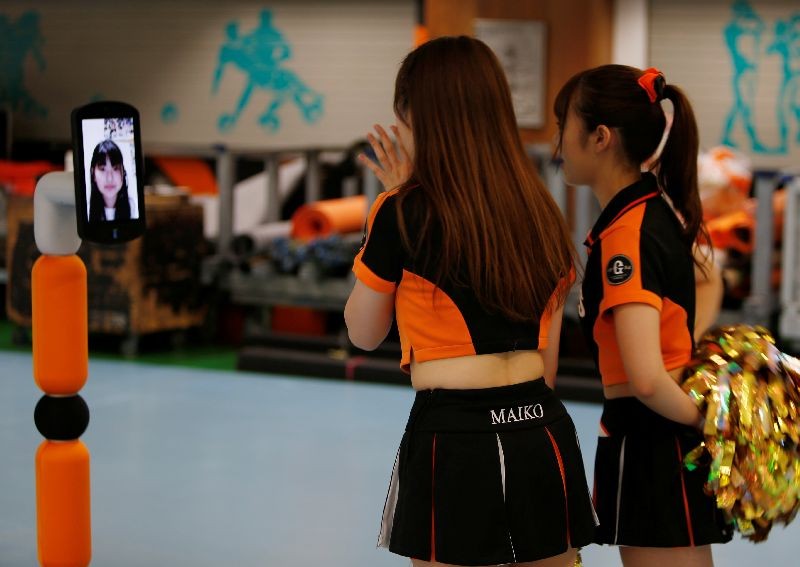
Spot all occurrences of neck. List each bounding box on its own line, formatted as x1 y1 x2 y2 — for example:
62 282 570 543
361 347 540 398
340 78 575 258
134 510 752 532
103 195 116 208
591 162 641 209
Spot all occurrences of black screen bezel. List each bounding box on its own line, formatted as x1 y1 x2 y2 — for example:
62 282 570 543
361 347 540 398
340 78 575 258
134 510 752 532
71 101 145 243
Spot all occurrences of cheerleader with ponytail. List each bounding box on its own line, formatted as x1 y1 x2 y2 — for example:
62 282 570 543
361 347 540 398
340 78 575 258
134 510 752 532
554 65 734 567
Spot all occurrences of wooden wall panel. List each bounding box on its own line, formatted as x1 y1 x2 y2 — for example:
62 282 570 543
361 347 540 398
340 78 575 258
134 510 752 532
426 0 477 37
426 0 614 147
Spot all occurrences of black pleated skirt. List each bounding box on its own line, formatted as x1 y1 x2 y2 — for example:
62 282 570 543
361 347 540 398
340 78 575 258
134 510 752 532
592 397 734 547
378 379 598 566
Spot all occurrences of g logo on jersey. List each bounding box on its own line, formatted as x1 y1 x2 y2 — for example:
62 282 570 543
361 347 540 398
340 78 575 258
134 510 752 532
606 255 634 285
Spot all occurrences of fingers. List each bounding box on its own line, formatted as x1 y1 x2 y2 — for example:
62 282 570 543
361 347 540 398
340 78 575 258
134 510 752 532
366 125 398 172
391 125 412 163
361 123 412 192
375 124 399 166
358 153 389 187
366 132 388 169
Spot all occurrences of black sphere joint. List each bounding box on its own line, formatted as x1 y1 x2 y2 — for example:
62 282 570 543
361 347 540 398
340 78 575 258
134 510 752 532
34 395 90 440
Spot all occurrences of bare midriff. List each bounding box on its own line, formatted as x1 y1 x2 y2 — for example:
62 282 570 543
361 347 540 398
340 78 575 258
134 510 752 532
410 350 545 391
603 366 684 399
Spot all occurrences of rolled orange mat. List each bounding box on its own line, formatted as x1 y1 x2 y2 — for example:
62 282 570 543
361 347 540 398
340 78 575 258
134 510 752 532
152 156 217 195
32 255 88 395
36 440 91 567
290 195 367 240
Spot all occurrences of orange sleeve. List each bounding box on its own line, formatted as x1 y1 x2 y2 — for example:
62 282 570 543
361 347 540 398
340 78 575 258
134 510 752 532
352 191 403 294
598 226 663 315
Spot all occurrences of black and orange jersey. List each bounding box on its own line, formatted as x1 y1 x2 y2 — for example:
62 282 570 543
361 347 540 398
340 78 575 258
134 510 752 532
352 187 566 373
578 173 695 387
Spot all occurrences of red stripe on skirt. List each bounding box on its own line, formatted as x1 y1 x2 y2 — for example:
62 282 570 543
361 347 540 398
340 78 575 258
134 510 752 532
674 437 696 547
431 434 437 562
546 427 571 546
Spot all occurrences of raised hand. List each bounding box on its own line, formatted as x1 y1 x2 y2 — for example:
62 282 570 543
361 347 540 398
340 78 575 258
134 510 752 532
359 124 413 192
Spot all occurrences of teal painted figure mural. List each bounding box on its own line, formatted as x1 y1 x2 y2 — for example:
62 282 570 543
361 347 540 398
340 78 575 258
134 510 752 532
212 10 324 133
722 0 768 152
0 11 47 118
767 15 800 151
722 1 800 154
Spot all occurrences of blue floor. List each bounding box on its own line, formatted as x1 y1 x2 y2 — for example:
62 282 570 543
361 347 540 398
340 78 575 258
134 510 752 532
0 351 797 566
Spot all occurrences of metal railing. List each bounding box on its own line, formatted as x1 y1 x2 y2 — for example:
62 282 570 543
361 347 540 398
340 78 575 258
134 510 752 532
780 175 800 344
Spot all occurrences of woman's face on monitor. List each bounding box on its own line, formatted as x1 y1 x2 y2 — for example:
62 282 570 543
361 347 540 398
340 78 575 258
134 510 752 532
93 157 123 200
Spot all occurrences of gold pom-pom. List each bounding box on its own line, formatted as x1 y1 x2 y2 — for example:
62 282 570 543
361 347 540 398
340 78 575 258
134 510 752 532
682 325 800 542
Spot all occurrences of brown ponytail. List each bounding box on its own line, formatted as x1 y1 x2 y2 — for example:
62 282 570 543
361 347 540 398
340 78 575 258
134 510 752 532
659 84 710 254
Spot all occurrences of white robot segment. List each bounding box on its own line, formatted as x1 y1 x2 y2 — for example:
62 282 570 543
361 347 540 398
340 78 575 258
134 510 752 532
34 172 81 256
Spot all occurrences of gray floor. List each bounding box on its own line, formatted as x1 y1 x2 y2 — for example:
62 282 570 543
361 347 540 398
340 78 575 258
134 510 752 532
0 351 797 566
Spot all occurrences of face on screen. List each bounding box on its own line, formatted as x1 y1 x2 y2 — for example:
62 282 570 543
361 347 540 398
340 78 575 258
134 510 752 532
93 156 123 202
72 101 145 243
81 117 139 223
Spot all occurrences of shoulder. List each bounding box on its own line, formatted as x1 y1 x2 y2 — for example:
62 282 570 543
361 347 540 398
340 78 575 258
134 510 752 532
382 184 426 222
599 219 642 245
640 197 686 244
370 187 401 212
366 185 426 237
366 188 402 228
600 196 678 242
598 206 666 260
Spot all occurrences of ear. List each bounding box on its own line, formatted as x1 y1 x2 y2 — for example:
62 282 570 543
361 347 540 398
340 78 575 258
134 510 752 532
591 125 614 154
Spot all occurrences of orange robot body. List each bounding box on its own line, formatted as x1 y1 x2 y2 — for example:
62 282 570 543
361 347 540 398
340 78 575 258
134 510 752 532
35 441 92 567
32 252 91 566
32 255 88 395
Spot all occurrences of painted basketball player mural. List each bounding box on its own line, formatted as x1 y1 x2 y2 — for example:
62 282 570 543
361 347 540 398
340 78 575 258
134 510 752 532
212 10 325 133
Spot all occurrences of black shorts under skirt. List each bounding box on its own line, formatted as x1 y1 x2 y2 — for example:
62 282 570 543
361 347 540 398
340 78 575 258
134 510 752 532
378 379 598 566
592 397 734 547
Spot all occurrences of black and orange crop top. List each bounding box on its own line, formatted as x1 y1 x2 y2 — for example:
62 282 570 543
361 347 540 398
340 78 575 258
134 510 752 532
578 173 696 387
352 187 567 373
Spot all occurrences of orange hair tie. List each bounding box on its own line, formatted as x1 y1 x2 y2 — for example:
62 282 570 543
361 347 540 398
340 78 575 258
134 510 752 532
637 67 665 103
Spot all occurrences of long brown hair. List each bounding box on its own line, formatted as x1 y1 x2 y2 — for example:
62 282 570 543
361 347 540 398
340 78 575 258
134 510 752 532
393 36 575 320
554 64 709 262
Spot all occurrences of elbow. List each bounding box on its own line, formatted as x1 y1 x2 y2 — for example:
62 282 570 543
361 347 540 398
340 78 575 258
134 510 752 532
628 375 657 399
344 295 392 351
345 316 388 351
344 313 381 351
347 330 382 352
